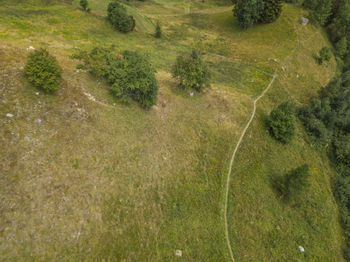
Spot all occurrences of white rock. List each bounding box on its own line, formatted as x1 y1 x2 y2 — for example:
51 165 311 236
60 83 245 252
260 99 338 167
174 250 182 257
300 17 309 26
298 246 305 253
6 113 14 118
26 46 35 51
35 118 42 124
36 92 39 95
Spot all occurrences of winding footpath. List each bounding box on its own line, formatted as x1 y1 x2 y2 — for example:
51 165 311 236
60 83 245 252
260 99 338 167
223 73 277 262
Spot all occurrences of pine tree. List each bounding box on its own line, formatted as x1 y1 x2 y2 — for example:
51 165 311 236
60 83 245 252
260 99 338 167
259 0 282 24
234 0 264 29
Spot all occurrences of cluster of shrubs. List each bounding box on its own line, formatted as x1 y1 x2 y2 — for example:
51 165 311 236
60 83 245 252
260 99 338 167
24 45 211 109
75 47 159 108
233 0 283 29
298 70 350 260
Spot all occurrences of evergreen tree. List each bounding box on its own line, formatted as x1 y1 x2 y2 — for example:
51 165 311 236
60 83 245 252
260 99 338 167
259 0 282 23
303 0 333 25
234 0 264 29
336 37 348 58
107 1 135 33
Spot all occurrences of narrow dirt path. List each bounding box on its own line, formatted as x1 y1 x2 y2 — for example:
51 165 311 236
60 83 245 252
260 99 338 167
223 73 277 262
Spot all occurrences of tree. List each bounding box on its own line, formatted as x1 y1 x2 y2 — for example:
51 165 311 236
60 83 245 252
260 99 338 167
319 46 332 64
107 1 135 33
259 0 282 24
234 0 264 29
80 0 90 12
24 48 61 92
303 0 332 26
154 21 162 38
273 164 310 200
336 37 348 58
267 102 296 143
172 50 210 91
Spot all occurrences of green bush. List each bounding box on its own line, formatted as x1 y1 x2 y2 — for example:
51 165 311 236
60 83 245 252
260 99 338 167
24 48 61 92
80 0 90 12
319 46 332 64
78 47 158 108
273 164 310 200
154 21 162 38
107 1 135 33
172 50 210 91
267 102 296 143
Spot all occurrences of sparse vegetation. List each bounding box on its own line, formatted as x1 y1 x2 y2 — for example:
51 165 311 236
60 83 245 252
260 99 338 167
24 48 61 92
172 50 210 91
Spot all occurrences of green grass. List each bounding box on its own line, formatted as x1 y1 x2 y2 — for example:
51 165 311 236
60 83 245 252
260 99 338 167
0 0 344 261
227 80 344 261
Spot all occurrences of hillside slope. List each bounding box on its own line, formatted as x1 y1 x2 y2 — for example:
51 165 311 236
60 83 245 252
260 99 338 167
0 0 344 261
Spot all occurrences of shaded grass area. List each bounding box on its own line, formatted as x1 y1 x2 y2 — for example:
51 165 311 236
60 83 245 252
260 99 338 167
0 0 342 261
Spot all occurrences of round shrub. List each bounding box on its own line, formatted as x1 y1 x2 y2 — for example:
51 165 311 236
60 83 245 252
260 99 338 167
319 47 332 64
24 48 61 92
267 102 296 143
172 50 210 91
107 1 135 33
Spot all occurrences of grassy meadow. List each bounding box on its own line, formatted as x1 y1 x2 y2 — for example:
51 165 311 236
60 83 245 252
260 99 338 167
0 0 345 261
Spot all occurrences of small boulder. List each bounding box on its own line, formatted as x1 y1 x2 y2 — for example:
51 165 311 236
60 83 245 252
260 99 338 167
174 250 182 257
6 113 14 118
300 17 309 26
298 246 305 253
